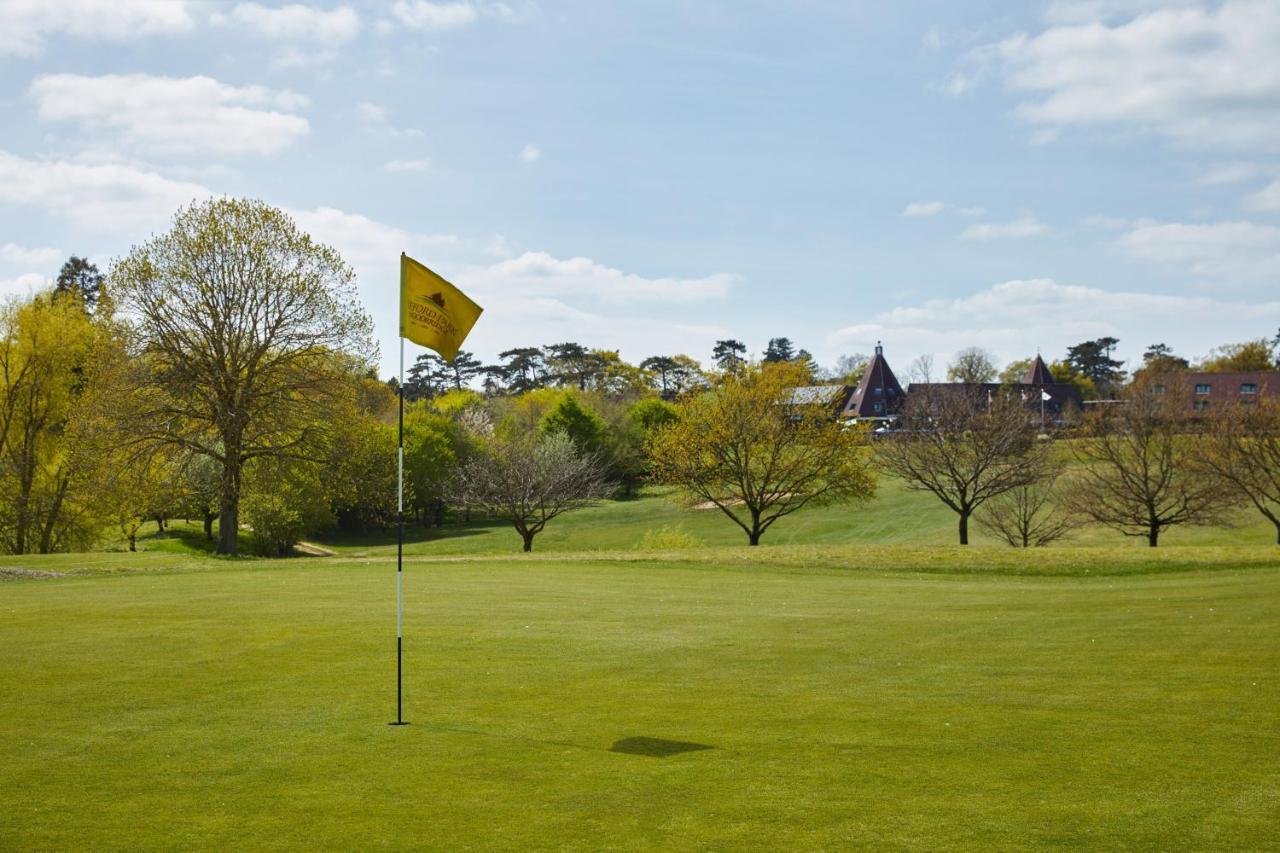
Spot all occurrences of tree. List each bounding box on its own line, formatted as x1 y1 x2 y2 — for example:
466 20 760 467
1065 337 1125 395
975 463 1076 547
946 347 997 384
495 347 547 393
405 353 448 400
667 355 704 395
1195 397 1280 544
641 356 680 396
712 339 747 372
1067 382 1236 547
1049 360 1098 401
444 350 483 390
876 388 1052 545
1199 340 1275 373
999 358 1033 385
907 353 935 384
833 353 870 384
111 198 374 555
544 342 606 390
763 337 796 363
648 363 876 545
540 394 606 453
54 256 103 311
0 294 113 554
1141 343 1190 373
453 432 612 551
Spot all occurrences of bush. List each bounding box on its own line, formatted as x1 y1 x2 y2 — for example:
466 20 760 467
637 525 702 550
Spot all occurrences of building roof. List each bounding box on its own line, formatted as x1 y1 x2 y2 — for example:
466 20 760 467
789 385 854 409
1023 354 1054 385
842 342 904 419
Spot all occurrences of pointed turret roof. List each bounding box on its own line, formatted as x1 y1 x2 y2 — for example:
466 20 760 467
1023 354 1054 386
843 342 904 419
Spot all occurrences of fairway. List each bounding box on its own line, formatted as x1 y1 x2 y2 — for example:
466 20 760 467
3 552 1279 849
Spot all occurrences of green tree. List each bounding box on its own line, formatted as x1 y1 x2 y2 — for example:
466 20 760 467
54 256 103 312
1065 337 1125 394
712 339 747 372
494 347 547 393
998 358 1033 385
946 347 997 384
648 363 876 545
763 337 796 363
540 394 606 452
1199 340 1275 372
111 197 374 555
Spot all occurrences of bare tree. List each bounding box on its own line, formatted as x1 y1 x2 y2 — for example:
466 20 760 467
110 198 375 555
877 388 1049 544
976 462 1077 547
907 353 935 384
453 432 613 551
1194 396 1280 544
1068 382 1237 547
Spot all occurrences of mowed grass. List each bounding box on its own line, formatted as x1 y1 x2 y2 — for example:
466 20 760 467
3 550 1279 849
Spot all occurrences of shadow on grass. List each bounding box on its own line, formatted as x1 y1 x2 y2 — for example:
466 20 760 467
609 736 714 757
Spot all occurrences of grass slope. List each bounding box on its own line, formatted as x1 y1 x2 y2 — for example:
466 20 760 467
3 553 1279 849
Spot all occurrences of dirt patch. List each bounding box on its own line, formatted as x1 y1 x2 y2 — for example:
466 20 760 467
0 567 65 581
293 542 337 557
692 499 744 510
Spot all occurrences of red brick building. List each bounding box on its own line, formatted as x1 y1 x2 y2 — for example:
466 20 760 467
1150 371 1280 413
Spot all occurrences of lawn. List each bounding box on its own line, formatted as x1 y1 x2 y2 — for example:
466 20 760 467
2 547 1279 849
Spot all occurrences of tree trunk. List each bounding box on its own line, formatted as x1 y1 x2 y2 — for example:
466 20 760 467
1148 527 1159 548
748 530 761 546
203 511 215 541
216 456 241 555
958 512 970 546
521 530 535 552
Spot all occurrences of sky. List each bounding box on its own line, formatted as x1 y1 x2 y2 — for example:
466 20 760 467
1 0 1278 380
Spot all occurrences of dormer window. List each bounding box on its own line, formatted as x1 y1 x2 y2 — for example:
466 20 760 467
1194 383 1211 395
874 387 883 396
1241 383 1258 394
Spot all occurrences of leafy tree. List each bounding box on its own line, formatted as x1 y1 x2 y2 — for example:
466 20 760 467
403 409 465 527
1049 360 1098 401
998 358 1033 385
327 417 397 534
712 339 747 372
1199 340 1275 372
453 432 612 551
1067 381 1236 546
589 349 649 395
495 347 547 393
54 256 103 311
540 394 606 452
405 352 449 400
0 294 113 553
1142 343 1190 372
1195 397 1280 544
544 342 606 390
763 337 796 363
648 363 876 545
110 197 374 555
946 347 998 384
876 388 1054 545
241 455 332 556
667 355 705 395
628 397 679 432
444 350 484 390
1065 337 1125 394
641 356 680 396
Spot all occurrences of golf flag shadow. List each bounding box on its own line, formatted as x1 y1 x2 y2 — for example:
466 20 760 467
609 736 714 757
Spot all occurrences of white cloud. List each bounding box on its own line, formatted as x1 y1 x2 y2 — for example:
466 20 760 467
1043 0 1202 25
1120 219 1280 280
288 206 457 278
461 251 735 304
0 243 59 267
959 215 1049 240
826 277 1280 371
1243 180 1280 213
0 149 211 233
30 74 309 157
967 0 1280 149
212 3 360 44
357 102 388 124
391 1 478 31
0 273 49 299
901 201 946 217
1197 161 1263 186
0 0 195 56
519 144 541 163
383 159 431 172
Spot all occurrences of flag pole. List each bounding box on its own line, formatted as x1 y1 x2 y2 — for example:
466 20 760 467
392 332 407 726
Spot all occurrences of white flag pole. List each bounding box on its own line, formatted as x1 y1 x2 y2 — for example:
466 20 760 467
392 333 407 726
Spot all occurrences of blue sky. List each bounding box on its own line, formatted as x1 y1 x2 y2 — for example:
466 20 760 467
1 0 1278 379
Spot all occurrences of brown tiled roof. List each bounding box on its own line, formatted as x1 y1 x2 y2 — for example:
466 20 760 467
842 343 904 418
1023 354 1054 386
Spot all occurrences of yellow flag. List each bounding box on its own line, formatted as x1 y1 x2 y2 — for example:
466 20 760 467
399 253 483 361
